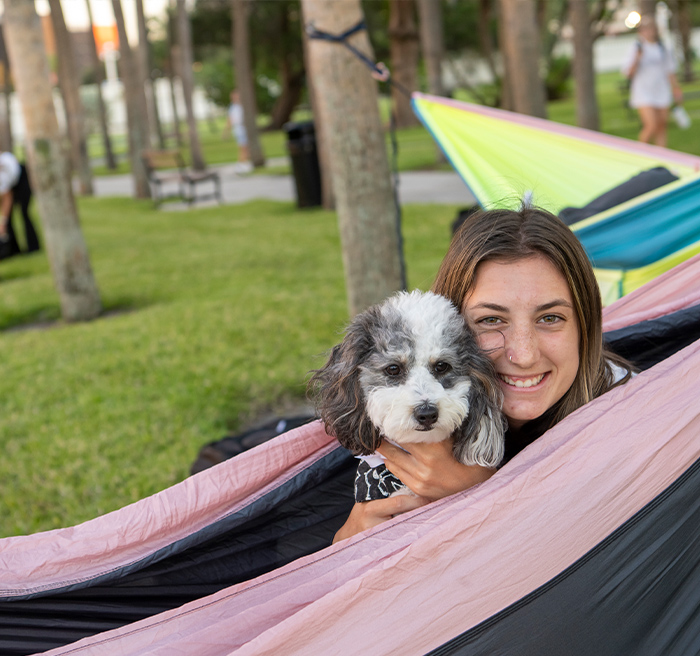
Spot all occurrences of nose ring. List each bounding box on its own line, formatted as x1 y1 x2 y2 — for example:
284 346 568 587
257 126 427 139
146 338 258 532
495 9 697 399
509 354 513 362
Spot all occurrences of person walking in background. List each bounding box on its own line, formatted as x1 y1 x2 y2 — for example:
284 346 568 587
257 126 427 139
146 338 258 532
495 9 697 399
0 151 41 261
224 89 252 173
622 15 683 147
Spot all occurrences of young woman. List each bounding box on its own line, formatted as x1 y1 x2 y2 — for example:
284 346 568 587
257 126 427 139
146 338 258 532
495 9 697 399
333 207 634 542
622 16 683 147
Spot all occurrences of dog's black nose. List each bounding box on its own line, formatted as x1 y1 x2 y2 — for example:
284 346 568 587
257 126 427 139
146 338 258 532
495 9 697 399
414 403 439 428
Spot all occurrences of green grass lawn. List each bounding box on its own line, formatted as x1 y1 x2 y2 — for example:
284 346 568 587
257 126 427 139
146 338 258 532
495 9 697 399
0 198 457 537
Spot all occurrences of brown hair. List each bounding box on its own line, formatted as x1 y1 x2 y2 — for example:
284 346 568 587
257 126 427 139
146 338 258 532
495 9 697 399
432 207 632 432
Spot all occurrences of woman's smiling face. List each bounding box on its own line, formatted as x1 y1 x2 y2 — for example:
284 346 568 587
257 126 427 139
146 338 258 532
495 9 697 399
462 255 580 430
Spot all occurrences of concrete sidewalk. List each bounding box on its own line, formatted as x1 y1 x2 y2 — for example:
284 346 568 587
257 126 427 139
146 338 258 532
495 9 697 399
91 158 477 210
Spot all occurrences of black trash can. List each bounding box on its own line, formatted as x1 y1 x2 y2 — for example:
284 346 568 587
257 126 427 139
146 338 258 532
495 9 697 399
283 121 322 208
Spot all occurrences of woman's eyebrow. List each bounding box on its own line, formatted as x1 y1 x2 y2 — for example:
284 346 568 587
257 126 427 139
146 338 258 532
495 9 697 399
536 299 574 311
468 302 508 312
467 299 573 312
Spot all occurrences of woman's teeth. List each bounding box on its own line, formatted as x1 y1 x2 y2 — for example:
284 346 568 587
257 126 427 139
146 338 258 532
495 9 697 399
499 373 545 388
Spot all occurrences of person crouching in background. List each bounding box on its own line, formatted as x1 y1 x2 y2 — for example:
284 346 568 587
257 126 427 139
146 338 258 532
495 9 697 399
0 151 40 260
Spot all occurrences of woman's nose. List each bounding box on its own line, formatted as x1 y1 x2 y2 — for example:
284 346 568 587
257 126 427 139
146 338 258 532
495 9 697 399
505 326 539 367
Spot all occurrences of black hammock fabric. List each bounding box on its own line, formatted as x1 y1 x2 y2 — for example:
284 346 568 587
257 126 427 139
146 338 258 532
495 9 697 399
1 301 699 655
558 166 679 226
427 453 700 656
0 447 356 656
604 301 700 371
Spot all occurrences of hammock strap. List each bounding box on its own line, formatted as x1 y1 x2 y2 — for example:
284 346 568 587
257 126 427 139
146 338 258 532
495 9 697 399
305 20 412 99
305 18 408 291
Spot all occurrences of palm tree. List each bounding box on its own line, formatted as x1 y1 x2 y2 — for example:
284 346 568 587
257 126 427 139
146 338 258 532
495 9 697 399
136 0 165 149
0 30 13 153
111 0 151 198
498 0 547 118
639 0 657 20
300 0 405 316
85 0 117 170
175 0 205 170
389 0 420 127
166 1 183 148
416 0 445 97
673 0 694 82
3 0 101 321
231 0 265 168
48 0 94 196
570 0 600 131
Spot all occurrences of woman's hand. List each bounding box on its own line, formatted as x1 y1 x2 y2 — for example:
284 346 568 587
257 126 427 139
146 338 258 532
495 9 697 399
673 86 684 105
377 439 496 501
332 495 429 544
332 440 496 543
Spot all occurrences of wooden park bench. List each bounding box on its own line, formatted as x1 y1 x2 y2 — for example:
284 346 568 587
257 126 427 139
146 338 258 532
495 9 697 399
141 149 222 206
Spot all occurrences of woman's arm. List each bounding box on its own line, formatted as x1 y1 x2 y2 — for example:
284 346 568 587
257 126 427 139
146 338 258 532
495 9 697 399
1 190 12 236
332 494 429 543
622 42 643 79
333 440 496 543
669 72 683 104
378 439 496 500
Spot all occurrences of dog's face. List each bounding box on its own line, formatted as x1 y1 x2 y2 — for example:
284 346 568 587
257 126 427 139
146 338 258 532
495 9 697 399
310 291 505 468
359 292 476 445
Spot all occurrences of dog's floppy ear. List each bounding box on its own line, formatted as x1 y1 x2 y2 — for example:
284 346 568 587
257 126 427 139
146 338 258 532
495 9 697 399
308 310 382 455
452 358 506 469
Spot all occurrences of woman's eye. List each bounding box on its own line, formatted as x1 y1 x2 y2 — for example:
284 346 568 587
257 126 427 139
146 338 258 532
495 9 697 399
539 314 562 324
434 361 451 374
478 316 501 325
385 364 402 376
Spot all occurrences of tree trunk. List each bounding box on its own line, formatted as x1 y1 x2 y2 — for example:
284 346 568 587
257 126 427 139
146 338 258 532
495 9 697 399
232 0 265 167
112 0 151 198
267 62 304 130
167 72 183 147
4 0 101 322
389 0 420 127
136 0 165 150
498 0 547 118
267 7 305 131
478 0 499 82
676 0 694 82
0 88 11 153
48 0 94 196
570 0 599 131
639 0 657 20
301 20 334 210
0 32 13 153
176 0 205 170
85 0 116 170
166 3 183 147
300 0 406 317
416 0 445 96
415 0 445 161
495 0 513 110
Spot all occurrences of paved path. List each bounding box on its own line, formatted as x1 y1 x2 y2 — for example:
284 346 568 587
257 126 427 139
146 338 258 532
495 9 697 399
91 158 477 210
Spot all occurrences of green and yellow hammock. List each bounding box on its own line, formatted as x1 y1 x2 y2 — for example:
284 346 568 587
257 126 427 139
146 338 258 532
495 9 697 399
412 93 700 304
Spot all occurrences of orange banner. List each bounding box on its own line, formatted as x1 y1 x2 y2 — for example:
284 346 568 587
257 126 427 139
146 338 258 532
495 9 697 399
92 24 119 57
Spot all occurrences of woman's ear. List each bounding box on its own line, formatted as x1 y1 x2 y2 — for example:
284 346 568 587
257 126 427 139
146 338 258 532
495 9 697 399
308 316 381 455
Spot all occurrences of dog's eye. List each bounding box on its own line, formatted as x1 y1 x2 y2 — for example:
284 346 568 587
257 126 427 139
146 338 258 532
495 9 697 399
434 361 451 374
385 364 402 376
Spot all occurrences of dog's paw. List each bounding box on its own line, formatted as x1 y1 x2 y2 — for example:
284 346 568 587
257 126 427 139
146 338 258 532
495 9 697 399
389 486 417 498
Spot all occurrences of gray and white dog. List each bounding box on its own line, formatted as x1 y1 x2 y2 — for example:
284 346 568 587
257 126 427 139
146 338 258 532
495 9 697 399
309 290 505 502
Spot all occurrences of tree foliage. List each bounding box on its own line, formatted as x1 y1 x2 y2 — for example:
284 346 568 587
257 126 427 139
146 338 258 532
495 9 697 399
189 0 304 116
